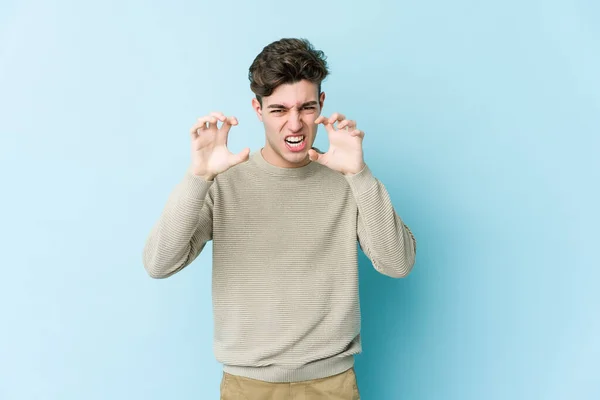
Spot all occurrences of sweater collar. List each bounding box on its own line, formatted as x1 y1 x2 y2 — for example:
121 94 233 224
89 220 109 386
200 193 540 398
251 148 320 177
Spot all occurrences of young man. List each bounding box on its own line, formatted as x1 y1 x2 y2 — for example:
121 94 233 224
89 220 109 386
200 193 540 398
143 38 416 400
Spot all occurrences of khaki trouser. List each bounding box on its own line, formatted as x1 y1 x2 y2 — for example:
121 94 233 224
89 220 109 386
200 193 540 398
220 367 360 400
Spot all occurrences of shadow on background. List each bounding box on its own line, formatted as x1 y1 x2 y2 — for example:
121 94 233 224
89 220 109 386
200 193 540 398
355 249 421 399
351 170 450 400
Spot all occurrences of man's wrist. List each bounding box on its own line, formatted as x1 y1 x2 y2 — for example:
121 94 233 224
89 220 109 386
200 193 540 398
189 166 216 181
343 162 366 176
196 173 216 182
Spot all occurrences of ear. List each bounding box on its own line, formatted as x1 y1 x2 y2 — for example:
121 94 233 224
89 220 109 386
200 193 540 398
251 97 263 122
319 91 326 109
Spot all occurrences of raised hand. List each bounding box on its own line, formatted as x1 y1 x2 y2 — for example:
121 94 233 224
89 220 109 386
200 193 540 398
189 111 250 180
308 112 366 175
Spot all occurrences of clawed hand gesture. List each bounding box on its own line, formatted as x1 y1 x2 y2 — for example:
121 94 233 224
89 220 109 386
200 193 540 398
188 111 366 180
308 113 366 176
189 112 250 180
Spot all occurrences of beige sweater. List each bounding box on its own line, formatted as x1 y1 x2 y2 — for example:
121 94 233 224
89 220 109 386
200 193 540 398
142 149 416 382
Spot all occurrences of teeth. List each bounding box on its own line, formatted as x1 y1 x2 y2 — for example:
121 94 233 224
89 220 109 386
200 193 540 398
285 135 304 143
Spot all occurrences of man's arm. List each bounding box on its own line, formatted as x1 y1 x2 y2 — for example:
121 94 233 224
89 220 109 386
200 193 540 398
345 165 417 278
142 111 249 279
309 112 416 276
142 169 214 279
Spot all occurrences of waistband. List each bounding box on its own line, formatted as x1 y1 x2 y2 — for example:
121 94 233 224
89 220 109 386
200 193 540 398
223 355 355 383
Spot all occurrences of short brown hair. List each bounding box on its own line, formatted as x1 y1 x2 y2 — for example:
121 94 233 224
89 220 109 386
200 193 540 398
248 38 329 105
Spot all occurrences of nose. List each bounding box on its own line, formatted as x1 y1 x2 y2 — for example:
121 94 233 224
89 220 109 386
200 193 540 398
287 111 303 133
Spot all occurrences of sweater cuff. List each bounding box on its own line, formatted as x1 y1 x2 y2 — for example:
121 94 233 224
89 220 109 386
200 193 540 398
344 164 378 196
181 170 214 199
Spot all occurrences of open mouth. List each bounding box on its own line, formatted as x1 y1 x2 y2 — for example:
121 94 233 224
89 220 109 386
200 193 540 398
285 135 305 149
284 135 306 152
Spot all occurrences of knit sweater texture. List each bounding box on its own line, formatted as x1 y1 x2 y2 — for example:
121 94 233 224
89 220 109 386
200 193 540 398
142 149 416 382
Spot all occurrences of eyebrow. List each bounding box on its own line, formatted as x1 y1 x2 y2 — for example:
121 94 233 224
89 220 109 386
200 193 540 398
267 101 318 109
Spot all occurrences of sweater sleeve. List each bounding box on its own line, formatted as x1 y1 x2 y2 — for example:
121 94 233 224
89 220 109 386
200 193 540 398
345 164 417 278
142 170 215 279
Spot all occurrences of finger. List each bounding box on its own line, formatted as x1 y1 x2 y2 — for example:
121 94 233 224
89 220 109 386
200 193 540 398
350 129 365 138
211 112 240 131
314 115 327 125
322 120 336 135
190 116 211 138
217 117 239 147
231 147 251 165
193 115 219 132
191 116 211 131
230 147 249 164
328 112 346 125
190 124 200 139
337 119 356 130
207 116 218 130
308 148 321 162
220 115 239 128
210 111 227 123
308 148 328 165
315 116 336 135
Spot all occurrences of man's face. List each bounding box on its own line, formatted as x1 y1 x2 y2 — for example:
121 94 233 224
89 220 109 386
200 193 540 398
252 80 325 168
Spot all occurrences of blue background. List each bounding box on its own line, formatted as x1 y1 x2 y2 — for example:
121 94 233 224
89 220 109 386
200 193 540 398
1 0 599 399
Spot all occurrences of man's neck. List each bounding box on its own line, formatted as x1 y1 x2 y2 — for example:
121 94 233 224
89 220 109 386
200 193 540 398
260 147 311 169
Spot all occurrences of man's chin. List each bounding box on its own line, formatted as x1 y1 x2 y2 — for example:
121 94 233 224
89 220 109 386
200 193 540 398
282 149 310 165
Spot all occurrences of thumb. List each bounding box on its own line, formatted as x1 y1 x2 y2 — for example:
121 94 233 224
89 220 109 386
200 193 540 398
232 147 251 165
308 148 321 163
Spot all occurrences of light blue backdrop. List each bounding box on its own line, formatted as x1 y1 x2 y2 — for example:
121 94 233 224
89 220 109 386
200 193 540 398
1 0 598 399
